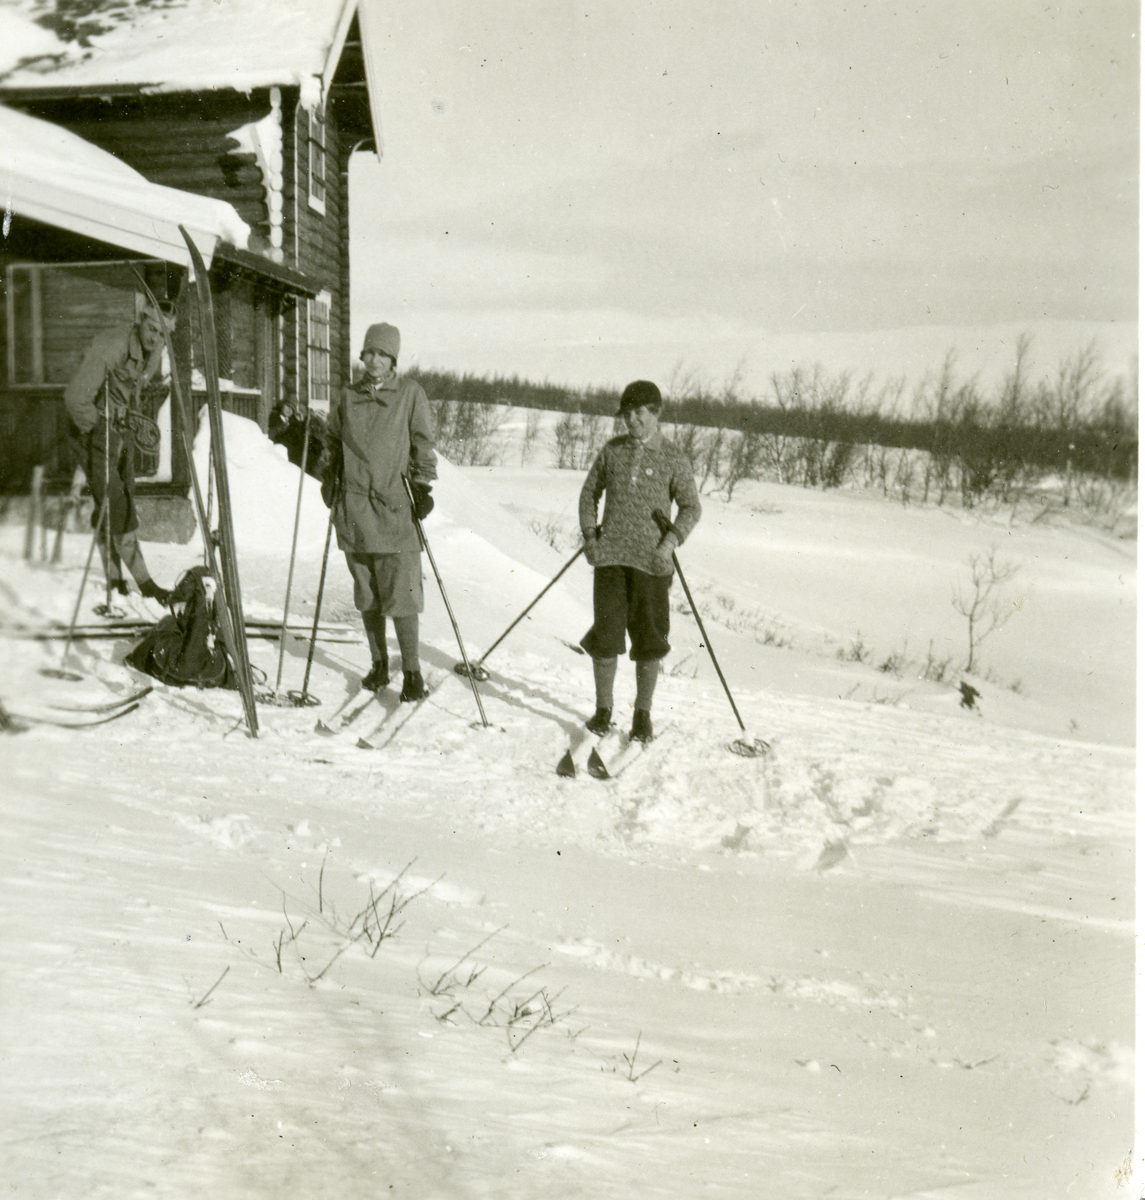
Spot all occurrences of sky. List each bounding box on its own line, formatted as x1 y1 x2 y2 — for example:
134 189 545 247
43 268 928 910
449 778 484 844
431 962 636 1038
349 0 1139 396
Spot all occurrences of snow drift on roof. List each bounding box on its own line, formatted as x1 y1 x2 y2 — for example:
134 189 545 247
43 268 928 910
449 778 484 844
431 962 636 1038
1 0 349 106
1 103 250 266
0 8 64 74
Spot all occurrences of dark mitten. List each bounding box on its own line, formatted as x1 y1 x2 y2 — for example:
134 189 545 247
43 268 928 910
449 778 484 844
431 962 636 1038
320 445 342 507
411 482 434 520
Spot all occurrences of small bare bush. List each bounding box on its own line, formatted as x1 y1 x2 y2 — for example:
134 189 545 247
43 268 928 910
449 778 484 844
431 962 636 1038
433 399 507 467
952 548 1022 673
921 640 955 683
520 407 544 465
553 412 613 469
526 513 575 552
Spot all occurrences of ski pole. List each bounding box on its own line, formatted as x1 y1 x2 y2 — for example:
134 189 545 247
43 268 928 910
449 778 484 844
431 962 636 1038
273 404 314 695
100 385 114 611
402 475 489 728
652 509 766 756
41 496 108 681
453 544 586 680
289 474 337 707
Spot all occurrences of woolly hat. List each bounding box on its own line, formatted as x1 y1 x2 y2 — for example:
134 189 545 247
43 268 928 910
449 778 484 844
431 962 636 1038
362 323 400 362
617 380 662 415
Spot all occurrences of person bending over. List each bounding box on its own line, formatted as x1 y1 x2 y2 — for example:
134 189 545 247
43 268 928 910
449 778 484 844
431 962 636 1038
63 298 177 605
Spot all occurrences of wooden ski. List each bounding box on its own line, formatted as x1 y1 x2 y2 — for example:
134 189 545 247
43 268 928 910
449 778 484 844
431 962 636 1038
133 260 257 735
177 228 259 736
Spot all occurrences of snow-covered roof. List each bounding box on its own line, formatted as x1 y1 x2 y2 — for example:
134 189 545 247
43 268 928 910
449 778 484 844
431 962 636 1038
1 104 251 267
0 0 374 128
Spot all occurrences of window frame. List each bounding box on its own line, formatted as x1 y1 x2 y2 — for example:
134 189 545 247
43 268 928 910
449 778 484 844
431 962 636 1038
307 290 332 409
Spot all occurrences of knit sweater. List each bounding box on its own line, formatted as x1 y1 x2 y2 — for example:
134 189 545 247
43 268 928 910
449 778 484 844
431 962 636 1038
579 430 701 576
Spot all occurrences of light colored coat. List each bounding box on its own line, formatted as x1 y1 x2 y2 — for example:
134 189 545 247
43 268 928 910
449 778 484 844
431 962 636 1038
327 374 437 555
63 322 160 434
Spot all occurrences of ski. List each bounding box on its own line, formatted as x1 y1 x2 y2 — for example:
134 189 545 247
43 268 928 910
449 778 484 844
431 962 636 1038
556 724 623 779
556 722 673 780
177 230 259 737
355 671 446 750
599 724 674 779
132 264 256 735
8 701 143 730
314 686 378 735
8 621 355 643
48 685 153 714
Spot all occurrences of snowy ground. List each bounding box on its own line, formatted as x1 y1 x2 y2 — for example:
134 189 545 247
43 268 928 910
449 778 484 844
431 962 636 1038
0 411 1136 1198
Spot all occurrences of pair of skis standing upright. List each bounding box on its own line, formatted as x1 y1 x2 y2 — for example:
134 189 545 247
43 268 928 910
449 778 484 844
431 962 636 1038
134 230 258 734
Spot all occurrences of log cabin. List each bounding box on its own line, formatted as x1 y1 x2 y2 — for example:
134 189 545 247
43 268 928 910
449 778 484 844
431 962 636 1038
0 0 383 538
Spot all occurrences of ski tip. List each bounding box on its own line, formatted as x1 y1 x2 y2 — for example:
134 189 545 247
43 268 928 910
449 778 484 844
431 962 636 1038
314 719 337 736
356 737 375 750
586 747 610 780
556 749 577 778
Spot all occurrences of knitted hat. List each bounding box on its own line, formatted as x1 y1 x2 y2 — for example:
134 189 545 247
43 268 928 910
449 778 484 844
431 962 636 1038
362 323 400 362
617 380 662 415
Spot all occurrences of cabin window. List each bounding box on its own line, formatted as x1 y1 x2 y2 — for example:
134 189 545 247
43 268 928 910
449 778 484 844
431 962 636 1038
5 261 145 385
308 108 326 213
307 291 331 408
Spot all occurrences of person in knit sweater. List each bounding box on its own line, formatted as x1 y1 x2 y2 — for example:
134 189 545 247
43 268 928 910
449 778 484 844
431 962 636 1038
578 380 701 742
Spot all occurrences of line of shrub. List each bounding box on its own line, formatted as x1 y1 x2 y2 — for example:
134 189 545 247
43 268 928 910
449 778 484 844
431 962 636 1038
408 337 1137 485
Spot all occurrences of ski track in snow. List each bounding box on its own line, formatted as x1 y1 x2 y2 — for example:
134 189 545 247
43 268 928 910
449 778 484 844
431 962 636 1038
7 628 1131 875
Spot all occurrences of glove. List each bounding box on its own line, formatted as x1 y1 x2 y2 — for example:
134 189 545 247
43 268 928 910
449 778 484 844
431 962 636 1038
653 535 677 569
410 482 434 520
319 444 343 508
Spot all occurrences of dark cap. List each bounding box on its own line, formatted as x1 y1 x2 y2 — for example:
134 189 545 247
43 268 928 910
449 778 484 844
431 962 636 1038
617 380 662 415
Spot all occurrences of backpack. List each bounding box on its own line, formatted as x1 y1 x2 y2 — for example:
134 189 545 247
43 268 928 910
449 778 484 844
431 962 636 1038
126 565 236 689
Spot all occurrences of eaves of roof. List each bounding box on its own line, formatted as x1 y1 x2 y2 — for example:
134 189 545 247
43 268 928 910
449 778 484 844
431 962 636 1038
213 243 321 299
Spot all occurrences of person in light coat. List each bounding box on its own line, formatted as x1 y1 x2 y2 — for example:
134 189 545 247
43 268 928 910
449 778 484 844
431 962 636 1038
323 323 437 701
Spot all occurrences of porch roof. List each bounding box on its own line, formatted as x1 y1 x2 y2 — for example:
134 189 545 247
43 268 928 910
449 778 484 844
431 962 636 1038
0 104 250 268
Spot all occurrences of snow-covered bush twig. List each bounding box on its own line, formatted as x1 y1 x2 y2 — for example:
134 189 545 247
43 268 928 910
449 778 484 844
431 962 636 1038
420 927 505 996
191 966 230 1009
622 1031 662 1083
